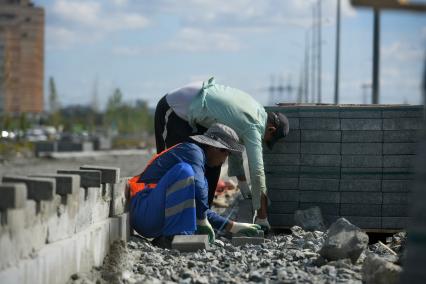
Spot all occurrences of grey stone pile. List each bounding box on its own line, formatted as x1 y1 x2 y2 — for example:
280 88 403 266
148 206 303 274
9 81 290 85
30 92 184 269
67 208 407 284
68 223 367 283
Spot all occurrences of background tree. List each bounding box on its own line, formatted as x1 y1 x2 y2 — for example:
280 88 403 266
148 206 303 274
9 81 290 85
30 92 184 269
48 77 62 128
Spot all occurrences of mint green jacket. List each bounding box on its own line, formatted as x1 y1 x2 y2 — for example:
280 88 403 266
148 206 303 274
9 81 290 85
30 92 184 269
188 78 267 210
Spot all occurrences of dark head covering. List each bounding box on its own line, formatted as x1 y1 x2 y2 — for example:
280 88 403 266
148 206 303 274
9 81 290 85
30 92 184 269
266 112 290 150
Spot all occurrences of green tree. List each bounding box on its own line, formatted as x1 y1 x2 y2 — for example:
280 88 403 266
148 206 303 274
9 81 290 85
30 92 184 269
48 77 62 128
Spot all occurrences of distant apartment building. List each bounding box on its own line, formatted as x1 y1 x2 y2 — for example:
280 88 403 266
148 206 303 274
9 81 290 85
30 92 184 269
0 0 44 114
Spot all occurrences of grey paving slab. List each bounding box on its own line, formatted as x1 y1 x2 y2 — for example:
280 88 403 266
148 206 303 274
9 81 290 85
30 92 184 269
322 215 340 226
171 235 210 252
299 202 340 215
382 217 409 229
341 192 382 204
80 165 120 184
382 205 409 217
382 168 415 180
299 191 340 203
341 143 382 155
266 176 299 190
264 142 300 154
382 106 424 118
341 216 381 229
299 178 339 191
300 154 341 167
301 130 341 142
0 183 27 210
383 193 409 204
341 131 383 143
268 190 299 202
284 130 300 142
382 180 412 192
341 168 382 180
263 154 300 166
30 174 80 196
298 108 340 118
341 155 382 168
264 165 299 177
300 118 340 130
340 119 382 130
340 204 381 217
383 118 423 130
339 108 382 118
383 130 422 142
2 176 55 202
301 143 341 154
288 118 300 129
269 213 295 227
268 201 299 214
57 170 101 188
383 155 415 168
300 166 341 179
383 143 418 155
339 179 381 191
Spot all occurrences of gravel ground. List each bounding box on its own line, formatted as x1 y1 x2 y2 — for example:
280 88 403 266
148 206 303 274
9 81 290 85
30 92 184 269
67 227 405 284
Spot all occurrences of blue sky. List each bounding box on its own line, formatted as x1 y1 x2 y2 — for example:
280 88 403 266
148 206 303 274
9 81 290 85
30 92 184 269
34 0 426 109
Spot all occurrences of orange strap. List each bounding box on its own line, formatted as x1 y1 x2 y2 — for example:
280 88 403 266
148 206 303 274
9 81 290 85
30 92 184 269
128 143 181 198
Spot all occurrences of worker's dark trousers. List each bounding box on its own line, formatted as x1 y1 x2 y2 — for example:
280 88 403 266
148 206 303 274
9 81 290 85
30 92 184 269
154 95 221 206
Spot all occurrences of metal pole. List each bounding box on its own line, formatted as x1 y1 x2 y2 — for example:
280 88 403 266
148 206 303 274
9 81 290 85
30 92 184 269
334 0 341 104
311 4 316 103
318 0 322 103
372 8 380 104
305 30 310 103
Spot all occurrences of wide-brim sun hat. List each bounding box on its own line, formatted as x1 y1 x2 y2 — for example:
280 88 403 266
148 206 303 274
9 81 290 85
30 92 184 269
189 123 244 155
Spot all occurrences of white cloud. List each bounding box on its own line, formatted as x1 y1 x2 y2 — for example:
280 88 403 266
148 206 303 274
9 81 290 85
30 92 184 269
167 28 241 52
110 0 128 6
113 28 242 55
47 0 149 48
52 0 101 26
382 41 424 62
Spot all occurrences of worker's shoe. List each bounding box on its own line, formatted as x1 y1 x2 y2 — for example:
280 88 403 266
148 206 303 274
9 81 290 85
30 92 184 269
151 235 174 249
254 217 271 234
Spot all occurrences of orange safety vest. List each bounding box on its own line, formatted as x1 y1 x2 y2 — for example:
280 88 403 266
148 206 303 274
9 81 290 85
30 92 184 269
128 144 181 198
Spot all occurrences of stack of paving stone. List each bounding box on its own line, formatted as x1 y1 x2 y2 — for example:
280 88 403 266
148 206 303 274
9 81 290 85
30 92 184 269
0 165 130 284
264 104 424 230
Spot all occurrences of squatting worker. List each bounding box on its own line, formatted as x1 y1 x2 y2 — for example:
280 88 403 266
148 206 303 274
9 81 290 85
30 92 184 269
154 77 290 231
129 123 261 246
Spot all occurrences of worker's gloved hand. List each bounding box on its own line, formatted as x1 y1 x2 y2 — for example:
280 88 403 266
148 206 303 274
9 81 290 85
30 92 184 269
196 218 215 244
238 180 252 199
254 217 271 233
230 222 261 236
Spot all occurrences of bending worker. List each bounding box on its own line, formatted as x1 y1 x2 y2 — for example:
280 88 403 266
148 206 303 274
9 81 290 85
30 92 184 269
129 123 261 245
154 77 289 230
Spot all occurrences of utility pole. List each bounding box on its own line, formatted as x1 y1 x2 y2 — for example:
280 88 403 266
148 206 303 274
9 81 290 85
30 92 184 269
268 75 276 105
311 4 317 103
361 83 371 104
304 30 310 103
317 0 322 103
334 0 341 104
372 9 380 104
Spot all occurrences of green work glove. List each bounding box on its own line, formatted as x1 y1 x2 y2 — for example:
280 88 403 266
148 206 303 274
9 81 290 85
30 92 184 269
229 222 262 236
196 218 215 244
